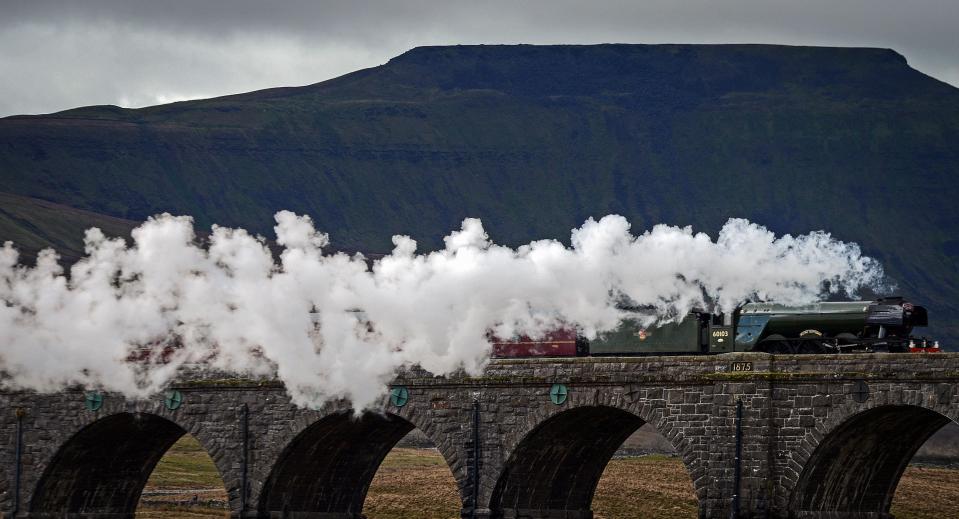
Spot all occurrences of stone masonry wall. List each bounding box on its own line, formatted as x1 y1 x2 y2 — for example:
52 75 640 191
0 352 956 518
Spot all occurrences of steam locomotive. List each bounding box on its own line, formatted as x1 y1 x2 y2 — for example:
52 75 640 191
492 297 940 357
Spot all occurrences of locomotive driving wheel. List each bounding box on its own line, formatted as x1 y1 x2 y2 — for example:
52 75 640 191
758 334 795 354
757 335 825 354
797 330 826 353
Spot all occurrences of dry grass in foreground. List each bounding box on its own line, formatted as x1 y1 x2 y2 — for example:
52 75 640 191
364 451 700 518
364 448 462 518
136 435 228 519
592 455 698 519
890 465 959 519
138 438 959 518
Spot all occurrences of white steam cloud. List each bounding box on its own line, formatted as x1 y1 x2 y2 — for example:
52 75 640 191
0 213 883 409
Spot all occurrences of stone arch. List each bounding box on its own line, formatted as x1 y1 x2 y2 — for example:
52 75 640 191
29 410 226 517
490 399 703 519
257 406 466 518
788 399 958 517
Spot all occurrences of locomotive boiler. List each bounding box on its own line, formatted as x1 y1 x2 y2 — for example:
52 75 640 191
492 297 938 357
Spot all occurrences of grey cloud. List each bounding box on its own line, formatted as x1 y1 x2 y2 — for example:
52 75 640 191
1 0 957 116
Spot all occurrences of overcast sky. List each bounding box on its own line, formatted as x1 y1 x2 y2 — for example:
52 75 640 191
1 0 957 117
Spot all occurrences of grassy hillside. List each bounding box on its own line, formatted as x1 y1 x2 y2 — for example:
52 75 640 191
2 44 957 342
0 192 139 264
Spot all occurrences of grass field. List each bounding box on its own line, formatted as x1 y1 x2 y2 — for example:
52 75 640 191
137 436 229 519
136 435 959 518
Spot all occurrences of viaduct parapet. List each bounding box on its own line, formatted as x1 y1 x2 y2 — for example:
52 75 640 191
2 353 958 519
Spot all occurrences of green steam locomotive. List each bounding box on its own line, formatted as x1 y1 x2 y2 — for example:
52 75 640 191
492 297 938 357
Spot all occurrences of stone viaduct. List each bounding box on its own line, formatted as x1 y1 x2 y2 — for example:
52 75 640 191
1 353 958 519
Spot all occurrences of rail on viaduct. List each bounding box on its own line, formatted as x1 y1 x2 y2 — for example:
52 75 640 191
1 353 957 519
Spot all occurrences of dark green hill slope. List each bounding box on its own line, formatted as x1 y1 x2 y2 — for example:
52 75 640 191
2 44 957 342
0 192 139 264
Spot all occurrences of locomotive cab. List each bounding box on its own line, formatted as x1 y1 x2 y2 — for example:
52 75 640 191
706 311 736 353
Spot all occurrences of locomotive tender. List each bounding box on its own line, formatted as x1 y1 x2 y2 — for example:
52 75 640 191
492 297 939 357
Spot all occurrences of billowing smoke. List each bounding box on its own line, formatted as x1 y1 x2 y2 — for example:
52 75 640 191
0 213 883 409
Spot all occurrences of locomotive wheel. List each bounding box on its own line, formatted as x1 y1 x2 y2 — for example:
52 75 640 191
758 335 795 354
757 335 825 354
835 332 859 345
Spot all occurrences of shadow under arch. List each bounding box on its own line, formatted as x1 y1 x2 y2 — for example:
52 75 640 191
790 404 954 517
30 411 194 516
258 410 457 518
490 405 652 519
